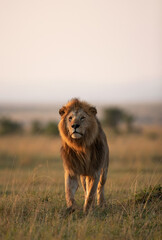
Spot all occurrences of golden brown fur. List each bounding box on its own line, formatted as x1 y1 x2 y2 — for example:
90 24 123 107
58 98 109 213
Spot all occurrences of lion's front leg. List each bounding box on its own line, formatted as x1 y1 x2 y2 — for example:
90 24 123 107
83 173 100 213
64 171 78 211
80 175 87 198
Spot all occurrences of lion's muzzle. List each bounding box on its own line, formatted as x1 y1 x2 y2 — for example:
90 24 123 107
71 131 83 139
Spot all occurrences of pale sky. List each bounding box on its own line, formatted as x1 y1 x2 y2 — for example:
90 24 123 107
0 0 162 104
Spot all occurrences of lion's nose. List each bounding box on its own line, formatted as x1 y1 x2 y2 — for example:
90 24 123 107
71 124 80 129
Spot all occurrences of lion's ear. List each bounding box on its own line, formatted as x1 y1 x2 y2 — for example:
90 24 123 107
89 106 97 115
59 106 66 116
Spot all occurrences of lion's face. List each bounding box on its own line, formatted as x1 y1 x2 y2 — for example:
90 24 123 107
66 109 91 139
58 99 99 148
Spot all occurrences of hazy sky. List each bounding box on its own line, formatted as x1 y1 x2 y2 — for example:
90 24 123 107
0 0 162 104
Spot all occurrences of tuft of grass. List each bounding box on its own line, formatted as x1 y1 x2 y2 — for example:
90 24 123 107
134 184 162 204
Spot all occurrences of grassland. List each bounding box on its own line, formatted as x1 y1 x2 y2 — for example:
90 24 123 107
0 126 161 240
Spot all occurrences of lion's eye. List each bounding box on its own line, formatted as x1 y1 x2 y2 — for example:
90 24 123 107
69 116 72 122
80 116 85 121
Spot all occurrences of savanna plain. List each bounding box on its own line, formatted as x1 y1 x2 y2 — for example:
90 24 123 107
0 125 161 240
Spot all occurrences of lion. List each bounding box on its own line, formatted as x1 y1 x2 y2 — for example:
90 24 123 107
58 98 109 213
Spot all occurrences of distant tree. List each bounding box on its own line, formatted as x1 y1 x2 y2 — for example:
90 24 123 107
103 107 124 131
123 113 135 132
0 117 23 135
44 121 59 136
31 120 44 134
103 107 135 132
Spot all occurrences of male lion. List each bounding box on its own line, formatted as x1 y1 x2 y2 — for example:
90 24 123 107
58 98 109 213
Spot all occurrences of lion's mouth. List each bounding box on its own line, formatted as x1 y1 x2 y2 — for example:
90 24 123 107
71 131 83 139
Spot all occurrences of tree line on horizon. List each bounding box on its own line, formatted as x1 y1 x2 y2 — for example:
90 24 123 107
0 107 135 136
0 118 59 136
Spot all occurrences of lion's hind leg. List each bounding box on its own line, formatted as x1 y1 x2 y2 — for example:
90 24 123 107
80 176 87 198
97 168 107 207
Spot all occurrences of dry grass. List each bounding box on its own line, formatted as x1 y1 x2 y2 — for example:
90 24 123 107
0 126 162 240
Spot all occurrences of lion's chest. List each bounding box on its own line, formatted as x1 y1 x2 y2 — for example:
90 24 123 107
61 146 102 176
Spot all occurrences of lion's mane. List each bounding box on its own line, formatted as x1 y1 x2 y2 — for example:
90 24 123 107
58 98 106 176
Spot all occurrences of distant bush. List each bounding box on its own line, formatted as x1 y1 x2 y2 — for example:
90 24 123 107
30 120 59 136
0 117 59 137
103 107 124 131
31 120 44 134
147 132 159 140
44 121 59 136
0 117 23 135
103 107 135 132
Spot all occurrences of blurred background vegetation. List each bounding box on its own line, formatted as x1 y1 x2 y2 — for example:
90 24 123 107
1 104 161 136
0 117 59 136
103 107 135 133
0 107 135 136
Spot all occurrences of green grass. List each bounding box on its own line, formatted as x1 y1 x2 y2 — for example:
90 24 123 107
0 126 162 240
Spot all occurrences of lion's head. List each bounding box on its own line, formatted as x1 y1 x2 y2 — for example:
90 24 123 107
58 99 99 150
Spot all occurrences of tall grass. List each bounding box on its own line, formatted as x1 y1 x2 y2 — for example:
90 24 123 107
0 126 161 239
